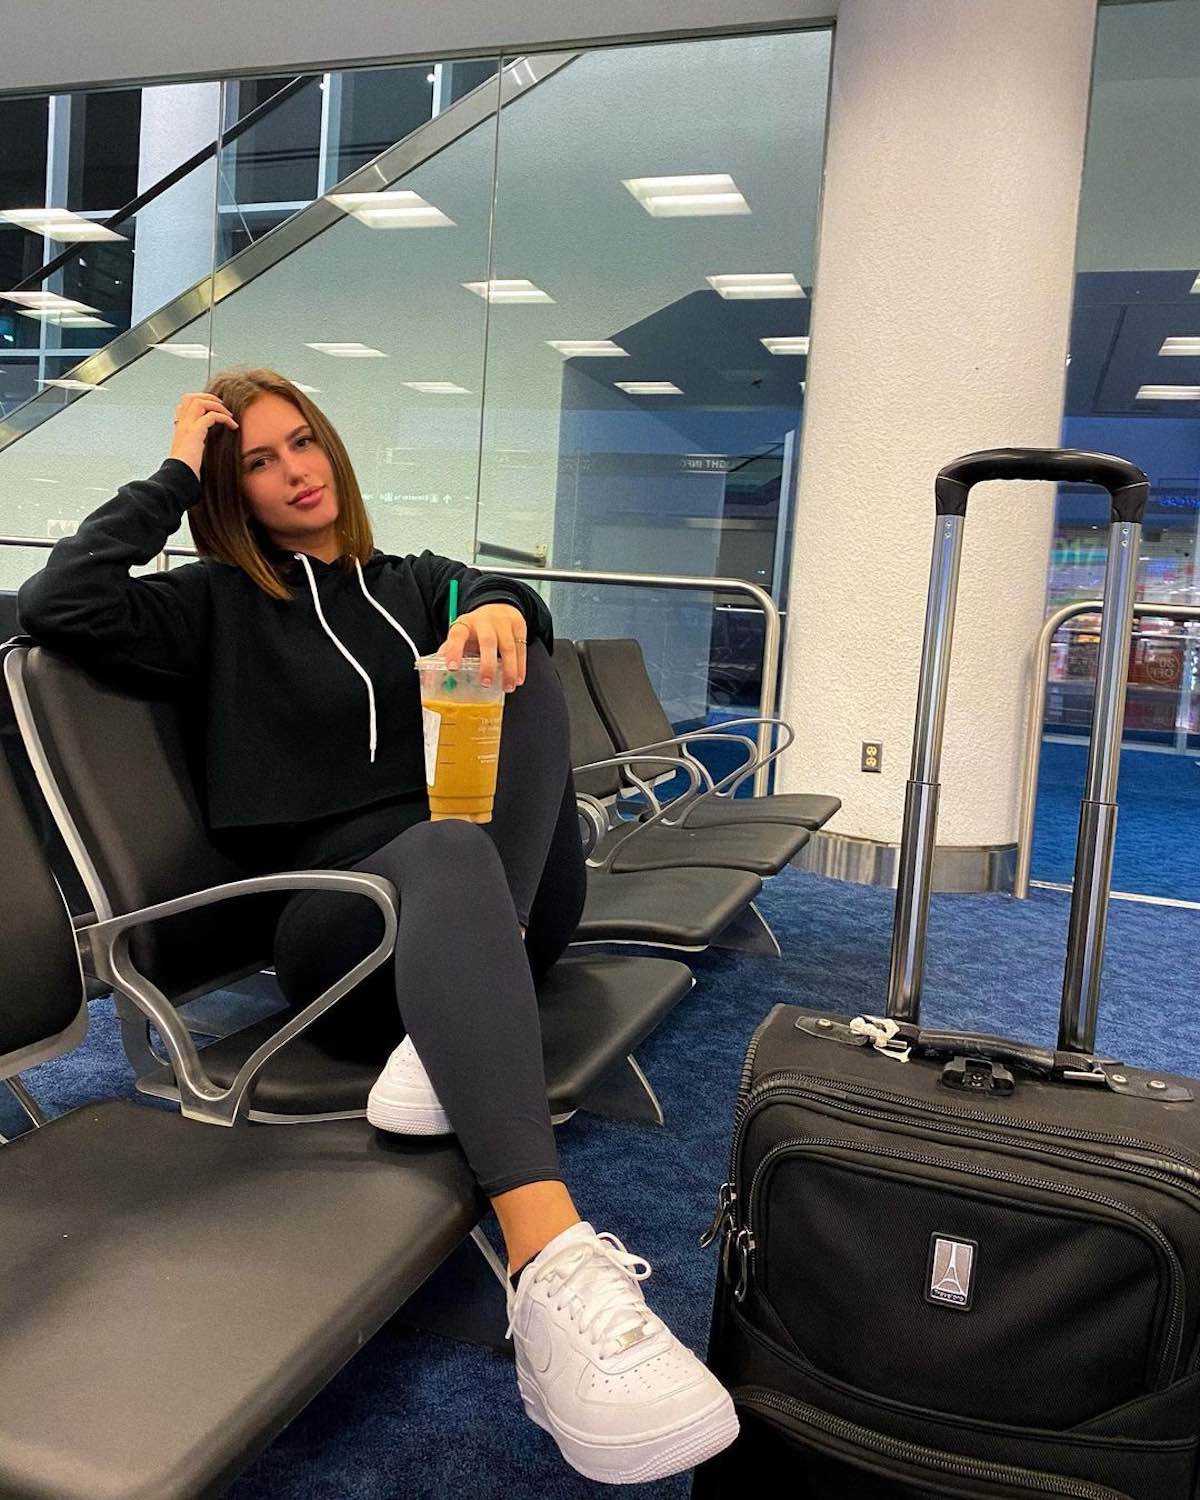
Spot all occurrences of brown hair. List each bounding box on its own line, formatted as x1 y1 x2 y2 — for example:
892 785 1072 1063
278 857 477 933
188 366 375 601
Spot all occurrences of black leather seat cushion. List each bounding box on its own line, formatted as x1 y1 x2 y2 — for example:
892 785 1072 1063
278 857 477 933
578 866 762 947
599 819 809 877
678 792 842 831
0 1102 481 1500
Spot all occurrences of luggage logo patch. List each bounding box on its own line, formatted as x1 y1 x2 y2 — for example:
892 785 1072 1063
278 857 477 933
927 1235 977 1310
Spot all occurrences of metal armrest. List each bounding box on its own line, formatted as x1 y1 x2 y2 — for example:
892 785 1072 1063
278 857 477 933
613 717 797 819
78 869 397 1127
677 715 796 806
571 752 702 871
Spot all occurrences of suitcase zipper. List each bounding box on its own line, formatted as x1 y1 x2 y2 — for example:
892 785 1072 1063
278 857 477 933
734 1386 1131 1499
741 1135 1185 1389
698 1019 773 1252
781 1071 1200 1177
702 1065 1199 1271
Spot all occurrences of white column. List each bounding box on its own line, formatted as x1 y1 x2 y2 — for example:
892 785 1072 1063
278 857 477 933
129 82 222 328
780 0 1097 881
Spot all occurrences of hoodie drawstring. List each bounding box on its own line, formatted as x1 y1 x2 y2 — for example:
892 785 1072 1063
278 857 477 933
294 553 420 764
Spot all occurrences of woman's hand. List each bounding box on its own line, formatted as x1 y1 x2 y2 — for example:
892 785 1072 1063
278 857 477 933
439 602 527 691
169 392 238 481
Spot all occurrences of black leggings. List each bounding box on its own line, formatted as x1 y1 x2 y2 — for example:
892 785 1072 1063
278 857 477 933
269 642 587 1197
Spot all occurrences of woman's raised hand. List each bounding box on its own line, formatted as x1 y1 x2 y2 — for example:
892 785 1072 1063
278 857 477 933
439 602 527 692
168 393 239 481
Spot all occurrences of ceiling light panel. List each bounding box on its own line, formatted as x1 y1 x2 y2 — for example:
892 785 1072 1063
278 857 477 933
17 308 112 327
305 342 387 357
547 340 628 357
1136 385 1200 400
1 291 95 310
1158 337 1200 356
463 279 554 303
614 381 683 395
39 378 106 391
403 381 470 394
326 190 454 228
761 336 810 355
0 207 125 241
623 174 750 218
149 343 210 359
707 273 805 300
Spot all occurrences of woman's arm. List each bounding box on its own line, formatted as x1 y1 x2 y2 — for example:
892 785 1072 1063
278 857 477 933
16 458 212 693
410 551 553 651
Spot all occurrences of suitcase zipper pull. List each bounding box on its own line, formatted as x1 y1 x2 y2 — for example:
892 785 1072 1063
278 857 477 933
700 1181 735 1249
733 1227 756 1303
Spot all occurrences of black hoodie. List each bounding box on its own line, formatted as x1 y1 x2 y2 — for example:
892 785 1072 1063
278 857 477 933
16 457 553 834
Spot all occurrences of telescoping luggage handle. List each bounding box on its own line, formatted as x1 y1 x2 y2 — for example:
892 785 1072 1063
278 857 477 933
886 448 1149 1061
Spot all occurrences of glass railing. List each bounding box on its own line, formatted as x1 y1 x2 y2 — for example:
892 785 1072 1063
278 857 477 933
1 30 832 723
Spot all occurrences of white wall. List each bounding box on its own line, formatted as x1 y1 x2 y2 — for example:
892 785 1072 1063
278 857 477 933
779 0 1098 850
0 0 838 94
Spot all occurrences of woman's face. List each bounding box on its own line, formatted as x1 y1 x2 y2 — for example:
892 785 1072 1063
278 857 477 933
238 392 340 558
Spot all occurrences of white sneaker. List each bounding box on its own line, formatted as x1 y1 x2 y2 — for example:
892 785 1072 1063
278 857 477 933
366 1034 452 1135
506 1221 738 1485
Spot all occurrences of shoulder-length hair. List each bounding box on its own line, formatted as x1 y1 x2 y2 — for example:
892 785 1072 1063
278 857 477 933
188 366 375 601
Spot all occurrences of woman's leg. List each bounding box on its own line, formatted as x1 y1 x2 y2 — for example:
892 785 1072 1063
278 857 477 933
523 770 587 985
483 638 573 928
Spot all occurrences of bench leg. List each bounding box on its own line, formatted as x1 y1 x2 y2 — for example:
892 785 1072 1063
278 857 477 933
393 1227 513 1354
710 900 781 958
576 1054 664 1126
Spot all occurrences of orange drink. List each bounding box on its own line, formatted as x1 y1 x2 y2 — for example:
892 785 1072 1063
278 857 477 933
415 655 505 822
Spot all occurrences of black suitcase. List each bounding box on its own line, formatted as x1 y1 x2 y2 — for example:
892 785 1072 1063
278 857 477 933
693 450 1200 1500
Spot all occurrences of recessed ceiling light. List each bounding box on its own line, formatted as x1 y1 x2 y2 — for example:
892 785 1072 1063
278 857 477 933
463 279 554 304
1191 274 1200 294
706 273 805 300
761 336 810 355
17 308 112 327
38 378 106 391
149 342 210 359
403 381 470 394
326 190 455 229
305 342 387 357
622 174 750 218
1136 384 1200 400
0 207 125 241
291 383 321 393
546 340 628 357
1 291 95 311
614 381 683 395
29 477 60 483
505 58 537 90
1158 337 1200 356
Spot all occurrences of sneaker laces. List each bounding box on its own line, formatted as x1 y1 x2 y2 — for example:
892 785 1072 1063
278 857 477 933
506 1232 658 1357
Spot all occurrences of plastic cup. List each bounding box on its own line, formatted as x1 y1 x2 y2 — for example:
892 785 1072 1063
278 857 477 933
415 654 505 822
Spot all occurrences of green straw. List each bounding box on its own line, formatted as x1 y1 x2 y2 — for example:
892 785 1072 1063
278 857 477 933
445 579 459 689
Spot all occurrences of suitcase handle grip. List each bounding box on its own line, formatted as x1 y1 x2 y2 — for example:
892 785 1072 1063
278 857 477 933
934 448 1148 523
899 1025 1079 1079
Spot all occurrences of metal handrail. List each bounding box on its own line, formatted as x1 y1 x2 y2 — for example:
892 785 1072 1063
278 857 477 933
1014 598 1200 899
0 540 783 795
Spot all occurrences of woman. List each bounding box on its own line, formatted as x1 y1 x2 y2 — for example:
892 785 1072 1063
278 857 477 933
16 367 737 1486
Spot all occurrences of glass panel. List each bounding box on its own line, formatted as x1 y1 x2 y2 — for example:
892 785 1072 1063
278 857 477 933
1039 0 1200 901
203 66 501 566
0 82 223 421
479 33 831 736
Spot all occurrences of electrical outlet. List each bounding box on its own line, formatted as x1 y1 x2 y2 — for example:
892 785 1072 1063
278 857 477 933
861 741 882 773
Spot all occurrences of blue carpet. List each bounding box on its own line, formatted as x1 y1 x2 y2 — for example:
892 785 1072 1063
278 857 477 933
8 869 1200 1497
1032 739 1200 902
